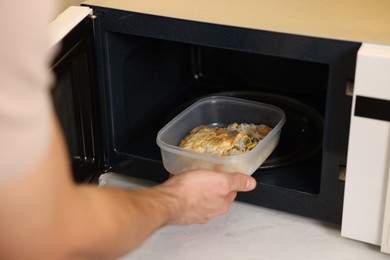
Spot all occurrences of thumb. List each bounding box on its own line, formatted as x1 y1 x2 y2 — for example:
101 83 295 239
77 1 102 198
228 173 257 192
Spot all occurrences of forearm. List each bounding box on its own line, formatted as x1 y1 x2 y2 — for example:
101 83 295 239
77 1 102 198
59 184 177 259
0 116 176 260
0 114 255 259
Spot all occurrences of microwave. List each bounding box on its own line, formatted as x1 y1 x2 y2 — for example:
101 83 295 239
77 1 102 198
50 1 390 254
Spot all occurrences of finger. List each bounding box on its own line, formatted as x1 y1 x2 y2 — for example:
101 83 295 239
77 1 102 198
210 192 238 218
228 173 257 192
225 191 238 203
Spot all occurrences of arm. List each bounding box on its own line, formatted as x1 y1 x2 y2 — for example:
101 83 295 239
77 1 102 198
0 116 256 259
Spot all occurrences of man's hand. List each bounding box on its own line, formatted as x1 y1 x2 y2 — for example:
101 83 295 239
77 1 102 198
0 116 257 259
154 170 257 224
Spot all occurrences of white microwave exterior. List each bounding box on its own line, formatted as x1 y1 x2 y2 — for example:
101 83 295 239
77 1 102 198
342 43 390 254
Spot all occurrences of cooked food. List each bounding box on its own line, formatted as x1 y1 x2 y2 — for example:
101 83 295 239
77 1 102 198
179 123 272 156
179 125 243 156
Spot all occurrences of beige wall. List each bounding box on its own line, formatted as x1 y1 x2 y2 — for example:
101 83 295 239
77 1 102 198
58 0 83 13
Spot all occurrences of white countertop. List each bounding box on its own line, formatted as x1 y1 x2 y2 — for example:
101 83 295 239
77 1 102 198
99 173 390 260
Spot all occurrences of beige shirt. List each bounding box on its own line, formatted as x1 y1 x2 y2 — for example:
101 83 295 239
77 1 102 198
0 1 58 185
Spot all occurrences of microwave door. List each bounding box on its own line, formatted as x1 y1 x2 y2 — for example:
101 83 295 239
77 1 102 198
50 6 101 182
342 43 390 253
50 6 93 49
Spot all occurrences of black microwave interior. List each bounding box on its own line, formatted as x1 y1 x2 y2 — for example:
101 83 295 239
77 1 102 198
105 32 328 195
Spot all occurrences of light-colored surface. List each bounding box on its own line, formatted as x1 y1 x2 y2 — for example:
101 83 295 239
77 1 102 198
342 44 390 246
58 0 84 13
99 173 389 259
49 6 92 48
82 0 390 45
381 164 390 253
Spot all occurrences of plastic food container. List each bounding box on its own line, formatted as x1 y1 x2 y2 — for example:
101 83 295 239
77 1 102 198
156 96 286 175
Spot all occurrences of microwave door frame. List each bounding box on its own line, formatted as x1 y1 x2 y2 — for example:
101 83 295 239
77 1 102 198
50 6 93 49
50 6 102 183
342 43 390 253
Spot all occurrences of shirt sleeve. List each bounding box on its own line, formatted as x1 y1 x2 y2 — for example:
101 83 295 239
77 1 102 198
0 0 59 185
